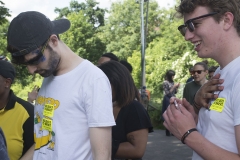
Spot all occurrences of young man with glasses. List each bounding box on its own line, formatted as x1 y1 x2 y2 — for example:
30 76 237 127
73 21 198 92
7 11 115 160
183 61 208 106
163 0 240 159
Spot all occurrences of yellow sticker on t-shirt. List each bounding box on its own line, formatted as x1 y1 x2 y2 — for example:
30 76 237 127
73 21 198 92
209 98 226 112
42 118 52 131
43 104 54 117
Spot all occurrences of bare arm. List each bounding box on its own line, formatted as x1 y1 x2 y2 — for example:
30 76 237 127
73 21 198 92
163 102 240 160
183 126 240 160
89 127 112 160
19 144 34 160
115 129 148 159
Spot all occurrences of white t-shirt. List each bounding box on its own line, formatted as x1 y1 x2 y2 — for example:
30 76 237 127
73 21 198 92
33 60 115 160
192 56 240 160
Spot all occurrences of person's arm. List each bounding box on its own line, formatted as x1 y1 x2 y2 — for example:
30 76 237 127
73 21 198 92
183 126 240 159
115 129 148 159
163 101 240 160
19 144 35 160
89 127 112 160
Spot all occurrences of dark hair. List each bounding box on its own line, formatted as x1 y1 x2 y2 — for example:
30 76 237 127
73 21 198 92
101 53 119 61
194 60 208 71
120 60 133 73
165 70 175 83
177 0 240 36
208 66 218 73
98 61 140 107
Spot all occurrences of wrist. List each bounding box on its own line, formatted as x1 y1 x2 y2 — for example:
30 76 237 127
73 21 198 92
181 128 198 144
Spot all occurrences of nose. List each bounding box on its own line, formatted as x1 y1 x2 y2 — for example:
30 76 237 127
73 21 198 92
184 29 194 41
27 65 37 74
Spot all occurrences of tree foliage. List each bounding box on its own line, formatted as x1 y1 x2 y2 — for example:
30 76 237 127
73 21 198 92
0 1 10 25
2 0 219 106
55 0 106 28
60 11 106 63
99 0 163 59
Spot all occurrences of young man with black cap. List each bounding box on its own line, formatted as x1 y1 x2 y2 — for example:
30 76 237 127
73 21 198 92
7 11 115 160
0 60 34 160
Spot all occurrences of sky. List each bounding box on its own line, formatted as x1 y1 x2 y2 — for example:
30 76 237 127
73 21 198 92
3 0 176 21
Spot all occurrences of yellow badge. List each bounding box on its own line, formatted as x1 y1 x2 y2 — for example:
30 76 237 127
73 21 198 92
42 118 52 131
43 104 54 117
210 98 226 112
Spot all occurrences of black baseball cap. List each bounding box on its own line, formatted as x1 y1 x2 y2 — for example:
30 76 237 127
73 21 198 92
7 11 70 57
0 60 16 83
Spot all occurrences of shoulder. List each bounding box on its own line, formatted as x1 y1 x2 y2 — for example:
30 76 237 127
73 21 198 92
15 97 34 117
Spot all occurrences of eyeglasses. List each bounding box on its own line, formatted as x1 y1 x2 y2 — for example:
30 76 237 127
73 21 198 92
178 12 218 36
23 38 50 65
191 70 204 74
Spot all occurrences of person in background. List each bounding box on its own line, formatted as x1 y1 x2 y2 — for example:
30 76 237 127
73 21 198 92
208 66 218 79
183 61 208 105
7 11 115 160
119 60 133 73
161 70 179 136
0 60 34 160
98 52 119 65
186 67 194 83
164 0 240 159
98 61 153 160
0 127 9 160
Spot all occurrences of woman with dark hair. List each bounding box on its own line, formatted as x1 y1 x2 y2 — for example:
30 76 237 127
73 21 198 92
162 70 179 136
98 61 153 160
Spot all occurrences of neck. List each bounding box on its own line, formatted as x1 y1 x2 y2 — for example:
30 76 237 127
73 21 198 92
0 90 10 110
214 30 240 68
195 79 207 86
55 43 84 76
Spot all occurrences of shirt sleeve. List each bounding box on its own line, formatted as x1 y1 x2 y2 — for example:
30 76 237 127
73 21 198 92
22 102 34 157
84 75 115 127
232 74 240 126
125 101 153 134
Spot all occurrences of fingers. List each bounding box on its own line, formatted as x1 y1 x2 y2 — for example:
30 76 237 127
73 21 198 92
32 85 40 92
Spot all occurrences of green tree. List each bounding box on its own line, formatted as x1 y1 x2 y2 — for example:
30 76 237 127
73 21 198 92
128 6 217 97
60 11 105 63
100 0 162 59
55 0 106 28
0 1 10 25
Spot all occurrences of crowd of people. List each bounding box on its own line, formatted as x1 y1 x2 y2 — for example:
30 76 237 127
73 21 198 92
1 0 240 159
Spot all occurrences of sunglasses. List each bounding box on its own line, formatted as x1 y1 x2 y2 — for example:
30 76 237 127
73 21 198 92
178 12 218 36
191 70 204 74
22 38 50 65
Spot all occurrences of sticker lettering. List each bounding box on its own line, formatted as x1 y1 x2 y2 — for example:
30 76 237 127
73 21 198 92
209 98 226 112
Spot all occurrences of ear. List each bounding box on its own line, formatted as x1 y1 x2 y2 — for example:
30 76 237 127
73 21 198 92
49 34 59 48
5 78 12 88
222 12 234 30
